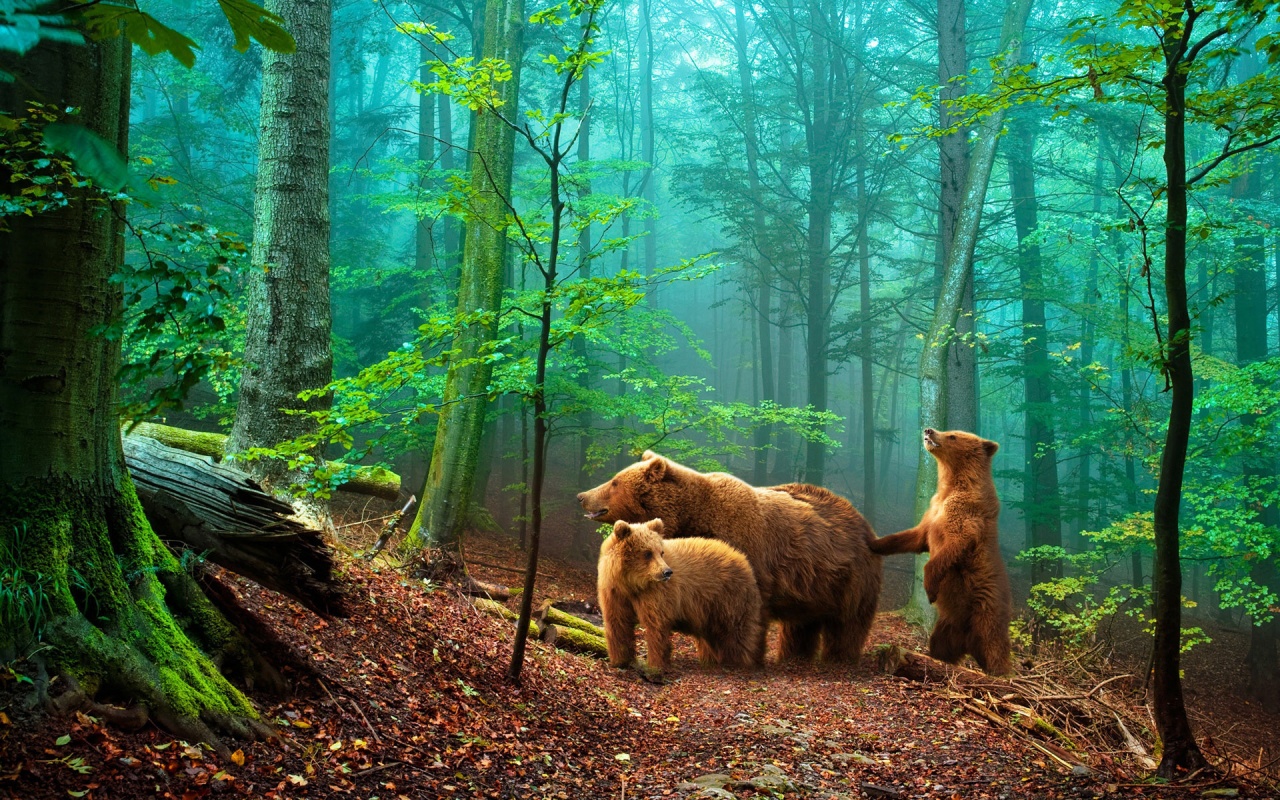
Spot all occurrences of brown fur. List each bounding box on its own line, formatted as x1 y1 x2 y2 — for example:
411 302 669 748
869 429 1013 675
597 519 764 677
580 453 882 663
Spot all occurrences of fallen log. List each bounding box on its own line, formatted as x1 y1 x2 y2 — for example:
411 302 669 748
539 623 609 659
535 602 606 639
123 434 349 616
473 597 539 639
125 421 401 500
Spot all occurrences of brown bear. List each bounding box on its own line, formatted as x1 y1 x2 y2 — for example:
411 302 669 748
597 519 764 678
579 452 881 663
869 428 1013 675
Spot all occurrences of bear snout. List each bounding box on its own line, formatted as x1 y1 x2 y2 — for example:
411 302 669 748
659 567 673 581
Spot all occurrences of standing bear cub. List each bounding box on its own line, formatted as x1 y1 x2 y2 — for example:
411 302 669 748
869 428 1013 675
580 452 881 663
597 519 763 679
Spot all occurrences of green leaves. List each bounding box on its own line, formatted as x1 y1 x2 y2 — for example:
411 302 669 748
81 5 199 67
41 122 127 192
217 0 294 54
77 0 294 67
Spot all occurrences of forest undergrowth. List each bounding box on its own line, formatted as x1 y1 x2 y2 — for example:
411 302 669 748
1 498 1276 800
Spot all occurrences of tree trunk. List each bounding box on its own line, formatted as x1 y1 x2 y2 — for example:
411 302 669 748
0 31 265 747
907 0 1033 626
439 92 461 302
1008 112 1061 583
639 0 657 291
800 0 843 486
1233 167 1280 713
734 0 775 487
1150 10 1207 776
937 0 977 434
406 0 524 555
574 34 593 518
416 40 437 292
857 123 876 524
229 0 334 494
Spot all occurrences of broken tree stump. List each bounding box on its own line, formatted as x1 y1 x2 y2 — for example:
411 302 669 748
124 421 401 500
123 434 349 616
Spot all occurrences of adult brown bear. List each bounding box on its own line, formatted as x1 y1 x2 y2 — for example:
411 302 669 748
869 428 1013 675
578 451 881 663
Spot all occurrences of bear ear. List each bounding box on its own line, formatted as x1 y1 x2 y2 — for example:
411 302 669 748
613 520 631 539
649 518 665 535
983 439 999 457
643 455 667 482
641 450 659 461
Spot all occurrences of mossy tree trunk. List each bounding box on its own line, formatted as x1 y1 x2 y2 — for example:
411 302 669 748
0 33 264 746
228 0 334 492
406 0 523 555
906 0 1032 627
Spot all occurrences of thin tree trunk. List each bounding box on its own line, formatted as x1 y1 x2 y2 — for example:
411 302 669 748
406 0 524 554
1150 7 1208 774
229 0 334 497
416 41 437 293
639 0 657 289
856 123 875 523
733 0 775 487
439 92 461 302
573 38 594 556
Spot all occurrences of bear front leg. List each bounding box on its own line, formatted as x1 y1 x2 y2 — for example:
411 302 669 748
777 621 821 661
923 559 942 604
641 624 673 682
600 589 639 668
868 526 929 556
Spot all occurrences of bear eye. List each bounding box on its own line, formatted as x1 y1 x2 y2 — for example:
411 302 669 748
643 551 652 560
610 479 618 487
948 434 956 439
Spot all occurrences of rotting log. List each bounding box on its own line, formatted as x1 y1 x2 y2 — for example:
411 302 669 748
123 435 349 616
474 597 540 639
539 623 609 659
461 577 511 602
124 421 401 500
535 602 606 639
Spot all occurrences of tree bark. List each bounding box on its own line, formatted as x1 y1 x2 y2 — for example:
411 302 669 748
733 0 776 487
937 0 977 433
639 0 657 293
0 31 264 747
1233 167 1280 713
907 0 1033 626
229 0 334 493
1008 112 1061 583
1150 4 1208 775
407 0 524 555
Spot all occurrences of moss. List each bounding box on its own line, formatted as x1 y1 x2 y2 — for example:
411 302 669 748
545 624 609 658
541 606 606 639
1 476 257 739
474 598 540 639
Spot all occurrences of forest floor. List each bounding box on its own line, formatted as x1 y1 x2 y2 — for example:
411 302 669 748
2 498 1278 800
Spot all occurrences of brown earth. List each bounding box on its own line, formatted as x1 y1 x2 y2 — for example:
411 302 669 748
0 496 1276 799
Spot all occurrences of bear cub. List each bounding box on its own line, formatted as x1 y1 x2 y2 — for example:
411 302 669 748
597 518 764 680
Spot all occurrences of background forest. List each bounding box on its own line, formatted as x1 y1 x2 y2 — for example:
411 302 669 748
3 0 1280 786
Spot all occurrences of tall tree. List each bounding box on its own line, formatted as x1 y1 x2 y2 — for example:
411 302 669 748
1008 109 1061 584
406 0 524 555
0 15 289 747
1233 163 1279 711
228 0 335 494
937 0 977 433
908 0 1033 624
732 0 776 487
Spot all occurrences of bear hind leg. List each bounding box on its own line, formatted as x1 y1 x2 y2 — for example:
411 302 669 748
927 616 966 664
821 585 878 663
778 621 821 661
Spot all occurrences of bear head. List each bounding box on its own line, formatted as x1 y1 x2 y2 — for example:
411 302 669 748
601 519 673 592
922 428 999 468
577 450 672 524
